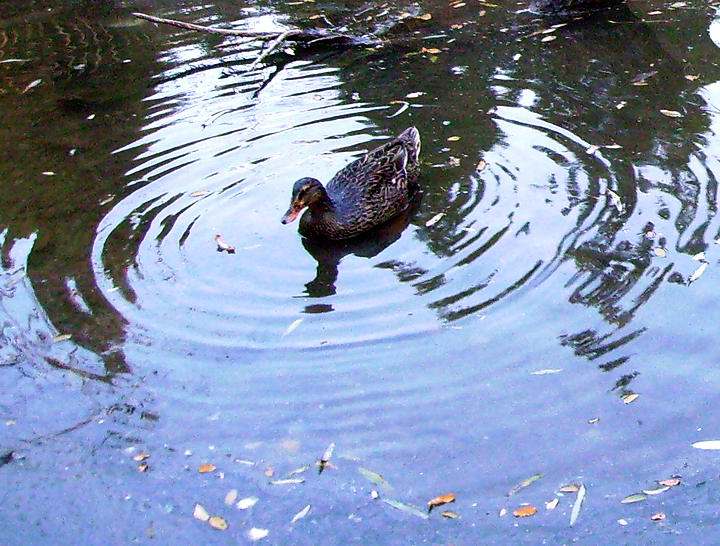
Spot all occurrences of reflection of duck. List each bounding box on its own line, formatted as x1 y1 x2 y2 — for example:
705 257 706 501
300 195 422 300
282 127 421 240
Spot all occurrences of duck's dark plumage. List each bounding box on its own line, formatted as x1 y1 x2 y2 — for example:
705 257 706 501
281 127 421 240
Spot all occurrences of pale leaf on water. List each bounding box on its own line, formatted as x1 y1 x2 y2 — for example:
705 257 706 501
190 191 209 197
291 504 311 523
193 504 210 522
604 144 623 149
287 464 310 477
658 478 681 487
569 483 586 527
270 478 304 485
545 498 559 510
442 510 460 519
689 262 708 284
476 160 487 172
416 13 432 20
247 528 269 541
224 489 238 506
499 508 508 517
558 484 580 493
382 498 429 519
405 91 425 99
530 368 562 375
358 467 393 492
236 496 258 510
642 486 670 496
208 516 228 530
541 35 557 42
425 213 445 227
133 452 150 462
618 518 628 525
588 417 600 424
585 145 599 155
692 252 706 261
621 493 646 504
606 190 623 212
282 319 303 337
387 101 409 118
685 75 700 81
622 393 639 404
660 109 683 118
371 490 379 499
22 79 42 94
0 58 31 64
692 440 720 450
654 247 667 258
319 442 335 473
651 512 666 521
447 136 461 142
53 334 72 343
507 473 542 496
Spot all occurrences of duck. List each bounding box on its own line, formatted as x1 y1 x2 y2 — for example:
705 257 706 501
281 126 421 240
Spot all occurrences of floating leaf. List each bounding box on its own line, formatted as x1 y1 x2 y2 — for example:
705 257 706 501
371 490 379 499
692 252 706 262
22 79 42 94
447 136 461 142
621 493 646 504
264 466 274 477
654 247 667 258
558 484 580 494
541 35 557 42
382 498 429 519
441 510 460 519
137 463 149 472
270 478 304 485
499 508 508 517
214 234 235 253
689 262 708 284
508 473 542 496
622 393 639 404
53 334 72 343
604 144 623 149
642 486 670 496
651 512 666 522
133 452 150 462
319 442 335 474
425 213 445 227
236 496 258 510
428 493 456 511
476 160 487 172
199 463 216 473
692 440 720 450
618 518 628 526
190 190 210 197
606 189 624 212
660 109 683 118
225 489 238 506
588 417 600 424
513 505 537 518
358 467 393 492
282 319 303 337
247 528 269 541
569 483 586 527
422 47 442 54
416 13 432 20
287 465 310 477
586 145 599 155
209 516 228 530
193 503 210 522
545 498 559 510
530 369 562 375
685 75 700 81
405 91 425 99
291 504 311 523
658 478 681 487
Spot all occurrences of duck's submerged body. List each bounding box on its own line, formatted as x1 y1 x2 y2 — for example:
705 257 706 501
282 127 421 240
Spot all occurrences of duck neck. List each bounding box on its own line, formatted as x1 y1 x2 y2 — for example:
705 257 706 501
307 187 335 215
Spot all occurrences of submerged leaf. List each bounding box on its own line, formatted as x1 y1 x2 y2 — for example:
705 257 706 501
358 467 393 492
382 498 429 519
291 504 311 523
427 493 456 511
569 483 586 527
508 473 543 496
513 505 537 518
621 493 647 504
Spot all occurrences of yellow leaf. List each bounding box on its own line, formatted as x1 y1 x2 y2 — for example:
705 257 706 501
198 463 216 473
417 13 432 20
209 516 228 530
428 493 456 511
422 48 442 54
513 505 537 517
447 136 461 142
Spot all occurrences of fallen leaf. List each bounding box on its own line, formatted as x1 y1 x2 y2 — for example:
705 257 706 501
569 483 586 527
42 171 55 176
53 334 72 343
642 486 670 495
283 319 303 337
618 518 628 526
214 234 235 253
190 191 210 197
209 516 228 530
621 493 647 504
692 252 706 261
247 527 269 541
499 508 508 517
604 143 623 149
651 512 666 521
269 478 305 485
371 490 379 499
422 47 442 54
442 510 460 519
426 213 445 227
287 464 310 477
541 35 557 42
513 505 537 518
133 452 150 462
447 136 461 142
476 160 487 171
692 440 720 450
199 463 216 473
530 368 562 375
405 91 425 99
508 473 543 496
382 498 429 519
416 13 432 20
607 189 624 212
660 109 683 118
545 498 559 510
689 262 708 284
622 393 639 404
685 75 700 81
291 504 311 523
264 466 274 477
22 79 42 94
654 247 667 258
428 493 456 511
194 503 210 522
137 463 149 472
658 478 681 487
559 484 580 494
225 489 238 506
586 145 599 155
236 496 259 510
358 467 393 492
588 417 600 424
319 442 335 474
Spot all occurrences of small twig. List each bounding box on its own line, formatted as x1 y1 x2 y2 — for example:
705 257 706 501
132 12 281 38
246 29 297 72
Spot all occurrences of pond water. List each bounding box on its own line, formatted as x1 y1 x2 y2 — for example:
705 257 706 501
2 0 720 543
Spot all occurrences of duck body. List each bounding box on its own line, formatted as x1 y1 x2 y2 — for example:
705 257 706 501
281 127 421 240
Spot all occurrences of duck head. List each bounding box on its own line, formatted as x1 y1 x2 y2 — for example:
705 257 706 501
281 177 327 224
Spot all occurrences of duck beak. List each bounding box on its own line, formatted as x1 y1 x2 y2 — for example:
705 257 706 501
281 203 302 224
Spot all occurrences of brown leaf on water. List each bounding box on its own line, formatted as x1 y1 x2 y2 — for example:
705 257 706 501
133 452 150 462
513 505 537 518
622 393 639 404
658 478 681 487
441 510 460 519
427 493 456 512
208 516 228 530
558 484 580 494
224 489 238 506
199 463 216 473
651 512 666 521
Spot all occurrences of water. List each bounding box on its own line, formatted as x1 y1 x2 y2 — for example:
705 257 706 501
2 0 720 543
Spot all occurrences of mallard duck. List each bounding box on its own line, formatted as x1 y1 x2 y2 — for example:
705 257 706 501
281 127 421 240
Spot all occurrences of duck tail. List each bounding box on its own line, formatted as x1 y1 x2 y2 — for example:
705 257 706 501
399 126 421 164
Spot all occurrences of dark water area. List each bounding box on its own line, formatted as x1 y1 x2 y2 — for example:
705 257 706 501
2 0 720 543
